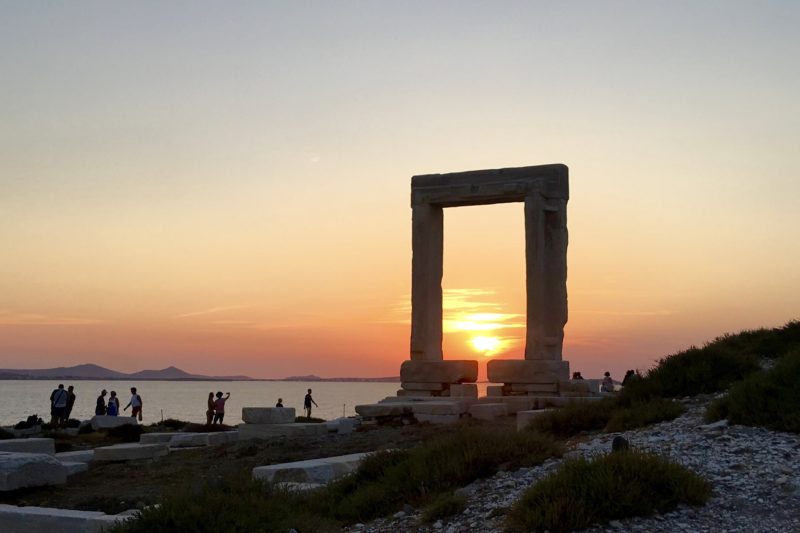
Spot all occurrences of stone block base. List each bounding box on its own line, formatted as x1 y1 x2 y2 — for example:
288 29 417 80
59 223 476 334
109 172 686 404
252 452 369 484
511 383 559 394
400 360 478 384
91 416 138 431
487 359 569 384
139 432 181 445
0 452 67 491
93 443 169 462
516 409 556 431
415 413 461 424
469 403 508 421
0 438 55 455
62 461 89 477
242 407 296 425
238 423 328 440
450 384 478 398
0 504 125 532
55 450 94 463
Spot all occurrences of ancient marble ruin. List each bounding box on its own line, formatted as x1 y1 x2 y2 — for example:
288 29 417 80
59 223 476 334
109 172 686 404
405 163 570 393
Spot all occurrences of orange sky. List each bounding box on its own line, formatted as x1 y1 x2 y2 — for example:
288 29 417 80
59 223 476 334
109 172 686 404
1 3 799 379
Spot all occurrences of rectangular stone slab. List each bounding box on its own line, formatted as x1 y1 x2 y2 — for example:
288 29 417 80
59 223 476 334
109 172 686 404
401 382 447 391
242 407 296 425
56 450 94 463
411 400 471 416
400 360 478 384
0 452 67 491
487 359 569 384
511 383 559 393
252 452 369 484
0 504 124 532
449 384 478 398
62 461 89 477
93 443 169 462
238 423 328 440
91 416 138 431
469 403 509 421
0 438 55 455
139 432 182 445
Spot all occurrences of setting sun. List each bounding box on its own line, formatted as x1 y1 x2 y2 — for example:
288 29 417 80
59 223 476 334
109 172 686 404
470 336 501 355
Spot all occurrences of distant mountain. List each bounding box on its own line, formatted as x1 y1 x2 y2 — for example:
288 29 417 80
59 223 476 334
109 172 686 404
0 363 254 381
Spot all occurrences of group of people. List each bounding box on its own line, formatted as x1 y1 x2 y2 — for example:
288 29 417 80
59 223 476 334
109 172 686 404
570 370 640 393
95 387 143 420
49 384 77 427
206 391 230 424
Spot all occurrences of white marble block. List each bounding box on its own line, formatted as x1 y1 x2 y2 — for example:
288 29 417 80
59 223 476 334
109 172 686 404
242 407 296 425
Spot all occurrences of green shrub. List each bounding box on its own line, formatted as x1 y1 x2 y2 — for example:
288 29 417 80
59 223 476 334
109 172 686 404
706 321 800 361
107 423 144 442
0 427 14 440
111 478 338 533
706 348 800 433
605 399 684 433
315 425 563 524
421 491 468 523
148 418 188 430
525 398 618 439
506 450 711 532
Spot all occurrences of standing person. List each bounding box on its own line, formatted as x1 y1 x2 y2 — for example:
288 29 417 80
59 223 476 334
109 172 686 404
107 391 119 416
206 392 215 425
65 385 77 421
212 392 230 424
123 387 143 421
95 389 107 415
49 384 69 428
303 388 318 419
601 371 615 393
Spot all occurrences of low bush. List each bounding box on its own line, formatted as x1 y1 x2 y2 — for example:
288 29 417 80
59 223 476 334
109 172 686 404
107 423 144 442
0 427 14 440
605 399 684 433
148 418 188 430
506 450 711 532
421 491 468 523
316 425 563 523
525 398 617 438
706 348 800 433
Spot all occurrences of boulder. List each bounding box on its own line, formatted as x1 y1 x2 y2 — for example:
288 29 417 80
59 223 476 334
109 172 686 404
0 438 55 455
0 452 67 491
242 407 296 425
93 443 169 462
252 452 369 484
90 416 137 431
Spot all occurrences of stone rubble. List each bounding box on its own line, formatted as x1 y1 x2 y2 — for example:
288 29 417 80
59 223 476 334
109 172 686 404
345 395 800 532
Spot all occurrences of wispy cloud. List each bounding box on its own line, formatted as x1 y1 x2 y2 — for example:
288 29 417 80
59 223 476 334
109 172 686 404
579 310 673 317
173 305 253 319
0 310 107 326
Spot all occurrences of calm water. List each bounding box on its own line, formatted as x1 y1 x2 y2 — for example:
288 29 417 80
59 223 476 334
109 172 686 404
0 380 404 426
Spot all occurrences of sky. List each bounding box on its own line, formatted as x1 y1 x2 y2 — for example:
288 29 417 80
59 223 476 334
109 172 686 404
1 1 798 380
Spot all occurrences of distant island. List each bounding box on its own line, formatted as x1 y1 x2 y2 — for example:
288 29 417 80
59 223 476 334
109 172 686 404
0 363 398 382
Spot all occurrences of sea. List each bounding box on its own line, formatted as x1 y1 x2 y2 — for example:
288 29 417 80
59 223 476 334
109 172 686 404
1 380 491 427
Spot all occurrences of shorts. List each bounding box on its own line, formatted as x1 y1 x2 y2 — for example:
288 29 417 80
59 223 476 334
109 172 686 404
52 406 66 418
213 412 225 424
132 406 142 417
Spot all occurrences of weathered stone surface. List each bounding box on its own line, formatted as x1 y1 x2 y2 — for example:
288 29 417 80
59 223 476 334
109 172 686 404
497 396 538 413
93 443 169 462
169 433 210 448
516 409 556 431
0 452 66 491
325 418 356 435
355 403 415 417
486 385 506 397
511 383 558 393
401 382 447 391
139 432 181 445
400 360 478 384
0 438 55 455
90 416 137 431
242 407 296 425
55 450 94 463
61 461 88 477
396 389 435 397
449 384 478 398
252 452 369 484
0 504 124 532
412 400 471 416
238 423 328 440
469 403 509 421
415 413 461 424
487 359 569 384
275 481 325 492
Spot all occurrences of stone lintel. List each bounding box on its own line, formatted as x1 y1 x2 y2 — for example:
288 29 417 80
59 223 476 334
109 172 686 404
487 359 569 384
400 360 478 384
412 164 568 207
